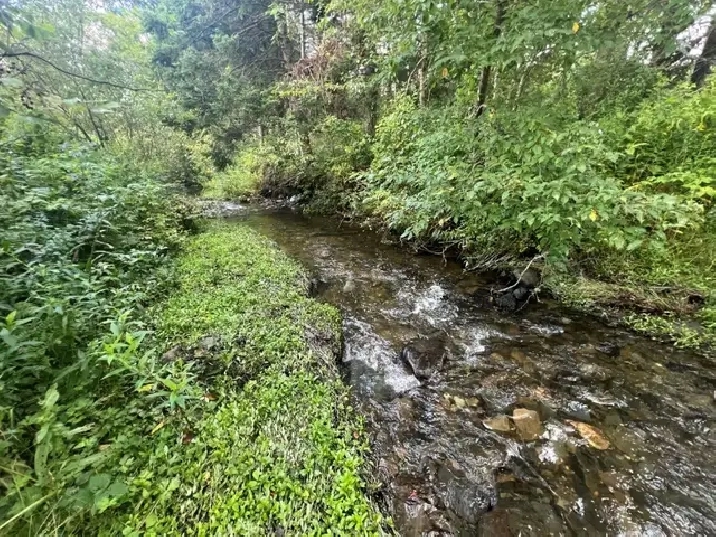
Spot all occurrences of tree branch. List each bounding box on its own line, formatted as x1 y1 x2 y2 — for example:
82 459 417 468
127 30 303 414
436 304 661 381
1 51 162 92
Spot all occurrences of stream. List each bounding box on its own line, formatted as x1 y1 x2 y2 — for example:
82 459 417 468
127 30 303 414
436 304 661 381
235 205 716 536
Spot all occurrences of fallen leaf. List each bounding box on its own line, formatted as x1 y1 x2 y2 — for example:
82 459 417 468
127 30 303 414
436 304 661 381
567 420 610 450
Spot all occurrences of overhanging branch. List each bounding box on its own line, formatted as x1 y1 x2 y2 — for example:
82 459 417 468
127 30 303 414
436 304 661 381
1 51 164 92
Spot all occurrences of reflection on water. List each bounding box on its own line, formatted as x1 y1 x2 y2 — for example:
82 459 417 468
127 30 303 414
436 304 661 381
239 207 716 536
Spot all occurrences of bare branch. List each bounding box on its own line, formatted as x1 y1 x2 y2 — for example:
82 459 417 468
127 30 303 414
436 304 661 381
1 51 163 92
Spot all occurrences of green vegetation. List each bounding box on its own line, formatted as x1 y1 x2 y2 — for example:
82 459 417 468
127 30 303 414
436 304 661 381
113 224 381 535
143 0 716 347
2 0 716 532
0 1 381 533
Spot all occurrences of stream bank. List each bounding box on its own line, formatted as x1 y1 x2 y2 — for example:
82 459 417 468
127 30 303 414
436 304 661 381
121 221 384 534
226 204 716 536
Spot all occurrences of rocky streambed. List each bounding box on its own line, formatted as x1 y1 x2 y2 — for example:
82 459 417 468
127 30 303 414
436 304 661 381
226 205 716 536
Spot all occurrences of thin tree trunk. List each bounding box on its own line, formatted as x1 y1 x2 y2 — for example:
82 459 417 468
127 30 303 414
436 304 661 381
300 7 307 59
692 19 716 88
475 0 505 117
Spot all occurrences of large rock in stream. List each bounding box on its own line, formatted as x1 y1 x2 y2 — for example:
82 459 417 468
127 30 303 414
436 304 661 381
400 337 447 381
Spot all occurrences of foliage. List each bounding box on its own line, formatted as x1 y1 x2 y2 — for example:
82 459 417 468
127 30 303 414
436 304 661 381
202 143 279 200
0 124 190 533
107 224 383 535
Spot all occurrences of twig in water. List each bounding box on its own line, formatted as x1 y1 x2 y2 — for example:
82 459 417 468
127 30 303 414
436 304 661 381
494 254 545 294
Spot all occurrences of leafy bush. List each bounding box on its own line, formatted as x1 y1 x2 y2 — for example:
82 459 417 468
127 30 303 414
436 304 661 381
203 143 279 200
0 126 191 533
363 94 702 267
607 79 716 204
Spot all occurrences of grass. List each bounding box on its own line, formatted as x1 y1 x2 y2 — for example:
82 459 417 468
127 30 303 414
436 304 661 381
100 222 383 535
550 227 716 349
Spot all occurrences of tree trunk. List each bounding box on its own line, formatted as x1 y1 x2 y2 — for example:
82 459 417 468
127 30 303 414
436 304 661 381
475 0 504 117
277 12 293 70
692 19 716 88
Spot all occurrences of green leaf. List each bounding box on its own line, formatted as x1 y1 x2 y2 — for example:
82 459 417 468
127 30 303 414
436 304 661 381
2 77 24 88
89 473 111 493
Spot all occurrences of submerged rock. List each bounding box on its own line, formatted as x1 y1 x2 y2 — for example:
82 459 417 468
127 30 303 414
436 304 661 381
343 278 356 293
596 342 620 356
483 415 513 432
400 338 446 381
512 408 542 441
567 420 610 450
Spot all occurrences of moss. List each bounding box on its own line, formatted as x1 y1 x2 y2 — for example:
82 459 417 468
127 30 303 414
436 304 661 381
550 272 716 350
110 222 383 535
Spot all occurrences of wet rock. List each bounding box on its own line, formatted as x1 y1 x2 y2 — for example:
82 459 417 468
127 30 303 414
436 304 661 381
514 396 554 421
565 401 591 422
477 507 515 537
398 493 436 535
510 350 536 374
343 279 356 293
512 408 542 441
437 468 495 525
466 397 482 408
566 420 610 450
578 363 613 382
400 339 446 381
494 293 517 311
512 286 530 301
596 342 620 356
513 267 541 288
307 276 327 297
483 415 513 432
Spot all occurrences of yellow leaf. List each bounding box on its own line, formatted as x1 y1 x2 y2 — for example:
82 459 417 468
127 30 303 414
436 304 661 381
589 209 599 222
572 22 580 33
151 421 165 435
138 383 154 393
441 67 449 78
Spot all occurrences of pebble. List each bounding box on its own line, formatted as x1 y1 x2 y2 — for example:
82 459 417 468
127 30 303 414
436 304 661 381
512 408 542 441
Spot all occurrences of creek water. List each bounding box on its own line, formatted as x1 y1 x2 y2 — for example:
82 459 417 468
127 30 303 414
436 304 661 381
235 206 715 536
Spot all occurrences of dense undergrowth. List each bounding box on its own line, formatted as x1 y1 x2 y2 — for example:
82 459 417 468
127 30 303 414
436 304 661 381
204 78 716 348
160 1 716 349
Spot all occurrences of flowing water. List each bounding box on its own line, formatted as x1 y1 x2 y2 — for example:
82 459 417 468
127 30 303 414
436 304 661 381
235 206 715 536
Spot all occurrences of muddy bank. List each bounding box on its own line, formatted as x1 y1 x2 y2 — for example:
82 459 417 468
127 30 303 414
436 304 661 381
232 206 716 536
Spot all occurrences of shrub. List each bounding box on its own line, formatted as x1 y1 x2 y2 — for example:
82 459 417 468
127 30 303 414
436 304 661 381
363 94 702 268
0 127 189 533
